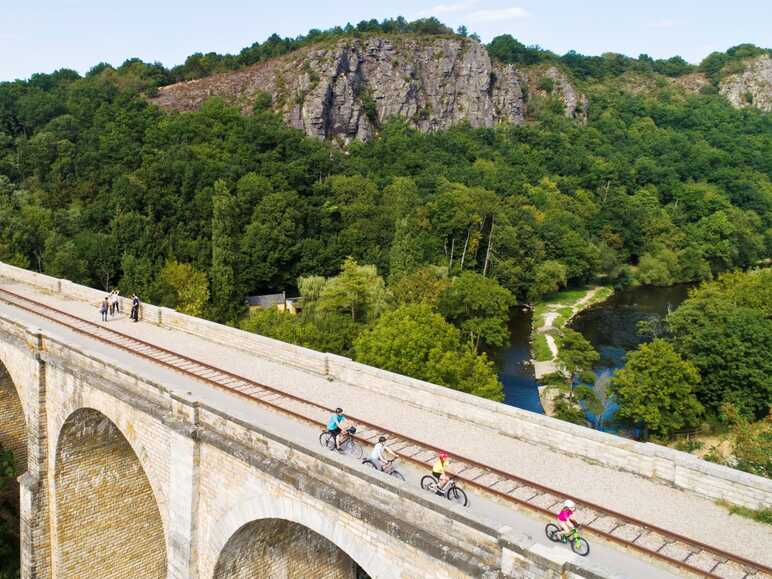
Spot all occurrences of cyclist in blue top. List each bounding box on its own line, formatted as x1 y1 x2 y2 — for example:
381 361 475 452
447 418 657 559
327 407 347 451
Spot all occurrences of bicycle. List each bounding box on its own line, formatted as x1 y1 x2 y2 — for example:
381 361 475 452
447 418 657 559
420 474 468 507
545 523 590 556
319 426 363 459
362 457 406 482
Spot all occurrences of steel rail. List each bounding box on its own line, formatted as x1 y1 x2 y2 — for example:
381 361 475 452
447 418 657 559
0 286 768 579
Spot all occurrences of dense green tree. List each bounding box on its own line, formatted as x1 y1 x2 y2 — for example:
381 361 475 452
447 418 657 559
240 305 360 357
667 271 772 417
637 248 679 286
439 272 515 350
296 275 327 307
487 35 544 66
530 260 568 300
241 191 303 292
388 217 426 279
424 347 504 401
119 254 154 300
390 266 449 307
317 257 388 323
354 303 458 378
42 235 88 284
315 175 393 273
210 180 242 323
155 260 210 317
611 339 703 438
575 375 615 430
557 328 600 385
722 404 772 478
353 303 503 400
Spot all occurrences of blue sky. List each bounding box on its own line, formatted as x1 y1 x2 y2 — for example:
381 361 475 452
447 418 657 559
2 0 771 81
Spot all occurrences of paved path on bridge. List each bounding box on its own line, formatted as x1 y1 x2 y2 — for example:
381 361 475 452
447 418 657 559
1 277 769 575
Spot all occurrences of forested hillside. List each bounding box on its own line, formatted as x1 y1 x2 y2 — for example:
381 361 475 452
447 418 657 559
0 19 770 403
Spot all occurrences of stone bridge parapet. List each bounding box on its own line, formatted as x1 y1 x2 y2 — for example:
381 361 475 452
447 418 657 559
0 305 620 578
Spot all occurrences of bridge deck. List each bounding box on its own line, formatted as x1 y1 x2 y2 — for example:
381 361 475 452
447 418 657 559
0 276 769 577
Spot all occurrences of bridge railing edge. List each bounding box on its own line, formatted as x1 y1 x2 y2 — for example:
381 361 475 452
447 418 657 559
1 260 769 511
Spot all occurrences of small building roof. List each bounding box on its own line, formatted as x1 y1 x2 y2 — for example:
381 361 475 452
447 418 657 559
245 293 285 307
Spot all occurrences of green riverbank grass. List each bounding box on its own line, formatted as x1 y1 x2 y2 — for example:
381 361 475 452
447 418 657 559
553 306 574 327
532 333 553 361
540 288 588 305
529 285 614 411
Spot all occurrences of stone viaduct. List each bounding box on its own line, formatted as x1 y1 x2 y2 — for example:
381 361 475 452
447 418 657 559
0 261 770 579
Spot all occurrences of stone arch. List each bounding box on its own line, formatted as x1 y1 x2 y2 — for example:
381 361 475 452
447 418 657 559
51 392 168 526
213 518 367 579
54 408 167 578
0 357 28 476
209 495 380 579
0 357 27 575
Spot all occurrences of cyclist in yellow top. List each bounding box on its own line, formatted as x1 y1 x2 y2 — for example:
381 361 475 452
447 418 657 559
432 451 450 492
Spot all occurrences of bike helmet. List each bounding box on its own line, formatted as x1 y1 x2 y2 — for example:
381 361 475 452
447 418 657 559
378 436 387 443
438 451 449 460
563 499 576 510
335 407 343 414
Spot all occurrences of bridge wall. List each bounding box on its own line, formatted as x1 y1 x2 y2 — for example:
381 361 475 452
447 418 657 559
0 304 619 579
0 319 53 578
2 260 770 511
329 358 772 510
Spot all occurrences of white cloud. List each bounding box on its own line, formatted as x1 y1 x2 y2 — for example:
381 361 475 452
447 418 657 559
417 1 480 17
467 6 530 23
649 19 675 29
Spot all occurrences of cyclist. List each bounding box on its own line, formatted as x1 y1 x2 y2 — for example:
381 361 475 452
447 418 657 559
369 436 398 472
557 499 579 541
432 451 451 492
326 407 347 451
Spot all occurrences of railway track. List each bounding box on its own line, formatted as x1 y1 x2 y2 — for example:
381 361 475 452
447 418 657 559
0 285 769 579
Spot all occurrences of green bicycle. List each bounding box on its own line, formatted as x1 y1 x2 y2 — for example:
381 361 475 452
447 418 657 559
545 523 590 556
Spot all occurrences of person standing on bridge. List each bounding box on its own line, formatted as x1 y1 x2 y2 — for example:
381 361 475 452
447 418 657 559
108 290 118 317
100 296 109 322
130 293 140 322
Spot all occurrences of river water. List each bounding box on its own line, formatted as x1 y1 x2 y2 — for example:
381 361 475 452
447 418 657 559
493 306 544 413
494 285 693 418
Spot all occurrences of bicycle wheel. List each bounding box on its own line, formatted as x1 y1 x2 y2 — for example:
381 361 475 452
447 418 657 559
389 470 406 482
344 440 363 459
447 485 468 507
544 523 561 542
319 432 335 450
572 537 590 557
420 475 437 492
362 458 378 469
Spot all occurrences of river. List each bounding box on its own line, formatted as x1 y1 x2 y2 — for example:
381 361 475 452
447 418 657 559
493 306 544 413
494 284 693 418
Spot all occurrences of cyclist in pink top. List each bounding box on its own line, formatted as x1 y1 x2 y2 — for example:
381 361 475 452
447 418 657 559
557 499 579 540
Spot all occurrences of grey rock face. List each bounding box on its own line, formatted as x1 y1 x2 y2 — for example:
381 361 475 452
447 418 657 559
521 65 589 124
153 37 585 142
719 55 772 112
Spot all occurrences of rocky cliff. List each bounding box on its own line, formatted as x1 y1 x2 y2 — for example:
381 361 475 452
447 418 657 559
670 54 772 112
719 54 772 111
153 37 585 143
